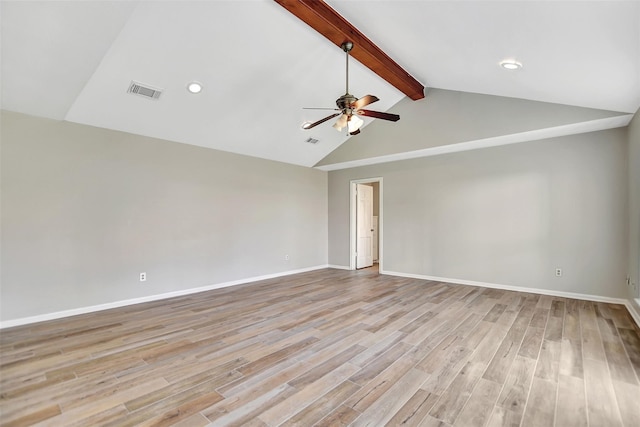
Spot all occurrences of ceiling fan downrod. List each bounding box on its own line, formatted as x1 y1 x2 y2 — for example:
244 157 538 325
336 42 357 115
342 41 353 95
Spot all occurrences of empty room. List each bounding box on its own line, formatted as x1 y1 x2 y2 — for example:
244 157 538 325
1 1 639 426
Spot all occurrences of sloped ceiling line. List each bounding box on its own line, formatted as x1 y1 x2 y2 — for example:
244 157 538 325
316 114 634 171
274 0 425 100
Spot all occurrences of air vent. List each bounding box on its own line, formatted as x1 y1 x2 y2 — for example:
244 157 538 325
305 137 319 144
127 81 162 100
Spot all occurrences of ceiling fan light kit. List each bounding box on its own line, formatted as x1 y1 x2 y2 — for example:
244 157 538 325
333 114 348 131
303 41 400 136
347 115 364 133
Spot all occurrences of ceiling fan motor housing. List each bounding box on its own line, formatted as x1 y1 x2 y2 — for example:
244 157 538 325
336 94 357 113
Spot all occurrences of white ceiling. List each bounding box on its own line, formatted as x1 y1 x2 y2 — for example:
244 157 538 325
2 1 639 167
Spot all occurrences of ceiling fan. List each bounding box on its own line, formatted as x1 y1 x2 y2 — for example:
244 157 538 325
302 42 400 136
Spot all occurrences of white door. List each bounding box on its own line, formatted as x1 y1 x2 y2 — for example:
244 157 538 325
356 184 374 269
372 216 379 262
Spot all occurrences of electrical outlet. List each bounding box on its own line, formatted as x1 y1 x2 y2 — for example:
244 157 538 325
140 272 146 282
555 268 562 277
284 255 290 261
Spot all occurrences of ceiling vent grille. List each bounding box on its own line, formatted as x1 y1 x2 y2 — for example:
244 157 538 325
305 137 319 144
127 81 162 100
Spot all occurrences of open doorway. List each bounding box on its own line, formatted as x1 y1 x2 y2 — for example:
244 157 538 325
350 178 382 270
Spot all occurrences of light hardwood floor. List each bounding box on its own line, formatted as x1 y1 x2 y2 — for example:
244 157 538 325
1 268 639 426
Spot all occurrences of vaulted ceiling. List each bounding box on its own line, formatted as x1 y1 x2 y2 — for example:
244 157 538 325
2 1 639 168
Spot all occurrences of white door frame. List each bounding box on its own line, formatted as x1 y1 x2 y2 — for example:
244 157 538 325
350 177 383 271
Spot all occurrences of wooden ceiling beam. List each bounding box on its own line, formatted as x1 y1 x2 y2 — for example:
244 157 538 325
275 0 425 100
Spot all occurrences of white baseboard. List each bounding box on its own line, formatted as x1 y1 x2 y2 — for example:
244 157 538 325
4 266 638 330
382 269 640 328
0 264 330 329
625 299 640 327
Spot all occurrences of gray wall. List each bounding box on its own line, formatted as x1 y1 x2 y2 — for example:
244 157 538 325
371 181 380 217
329 128 629 299
629 108 640 312
2 108 635 323
1 111 328 322
317 89 627 167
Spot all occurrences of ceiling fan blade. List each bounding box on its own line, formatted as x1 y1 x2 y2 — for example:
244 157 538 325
356 109 400 122
303 112 341 129
352 95 379 109
349 129 361 136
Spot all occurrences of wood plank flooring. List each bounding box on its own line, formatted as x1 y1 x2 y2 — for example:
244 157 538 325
1 268 639 426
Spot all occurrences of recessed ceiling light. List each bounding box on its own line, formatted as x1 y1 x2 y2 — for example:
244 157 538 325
187 81 203 94
500 60 522 70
